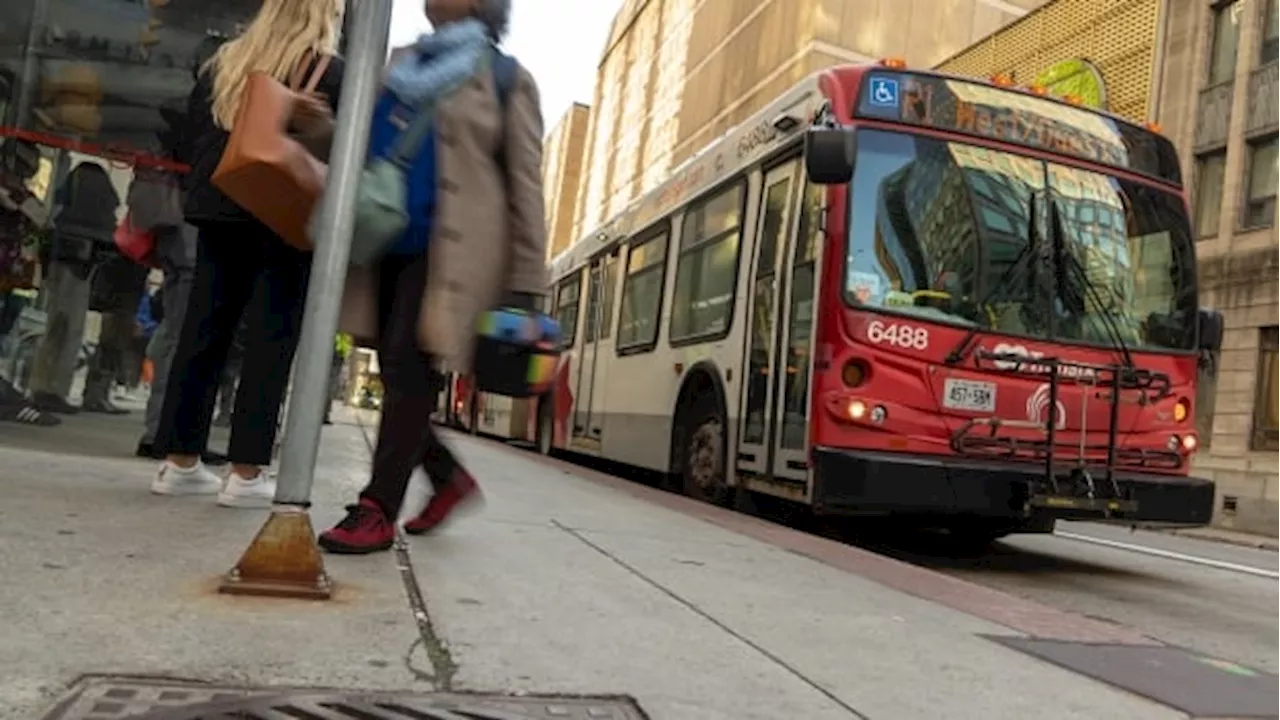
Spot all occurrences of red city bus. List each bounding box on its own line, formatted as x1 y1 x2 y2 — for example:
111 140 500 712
499 60 1224 542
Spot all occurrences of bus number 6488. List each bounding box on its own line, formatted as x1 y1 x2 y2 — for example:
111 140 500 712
866 320 929 350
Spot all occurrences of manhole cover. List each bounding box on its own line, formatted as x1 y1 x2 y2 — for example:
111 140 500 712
42 678 647 720
987 637 1279 718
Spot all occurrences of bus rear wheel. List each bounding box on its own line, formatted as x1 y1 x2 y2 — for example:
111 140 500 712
680 398 730 506
535 398 553 455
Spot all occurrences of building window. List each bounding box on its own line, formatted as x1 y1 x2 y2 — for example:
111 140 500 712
1252 327 1279 451
617 228 668 351
670 181 745 343
1263 0 1279 64
1242 136 1278 229
1208 0 1243 86
1193 150 1227 237
553 274 581 349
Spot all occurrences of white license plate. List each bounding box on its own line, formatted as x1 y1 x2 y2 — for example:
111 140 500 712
943 378 997 413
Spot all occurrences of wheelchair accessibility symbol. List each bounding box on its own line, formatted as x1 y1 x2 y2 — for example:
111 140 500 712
868 77 899 108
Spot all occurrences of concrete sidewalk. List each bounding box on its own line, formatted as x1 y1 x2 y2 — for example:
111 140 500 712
0 415 1223 719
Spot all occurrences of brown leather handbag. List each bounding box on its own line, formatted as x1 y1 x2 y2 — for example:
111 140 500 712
210 54 332 250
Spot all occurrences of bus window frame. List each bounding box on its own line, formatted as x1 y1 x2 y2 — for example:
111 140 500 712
615 219 672 357
584 250 621 344
553 271 583 350
668 174 750 348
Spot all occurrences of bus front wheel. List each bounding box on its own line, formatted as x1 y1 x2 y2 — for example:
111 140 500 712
679 396 731 506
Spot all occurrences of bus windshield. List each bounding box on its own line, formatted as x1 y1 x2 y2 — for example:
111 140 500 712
843 129 1198 352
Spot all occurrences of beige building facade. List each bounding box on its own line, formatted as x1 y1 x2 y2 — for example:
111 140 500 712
1154 0 1278 535
541 103 591 260
566 0 1051 246
935 0 1165 123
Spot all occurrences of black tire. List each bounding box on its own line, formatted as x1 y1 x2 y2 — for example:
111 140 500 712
678 395 731 506
941 520 1015 553
534 397 553 455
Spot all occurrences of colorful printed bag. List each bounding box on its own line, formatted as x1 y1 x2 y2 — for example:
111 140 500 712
471 307 561 398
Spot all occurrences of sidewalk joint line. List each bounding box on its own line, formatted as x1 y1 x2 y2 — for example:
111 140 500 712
355 414 459 690
552 520 871 720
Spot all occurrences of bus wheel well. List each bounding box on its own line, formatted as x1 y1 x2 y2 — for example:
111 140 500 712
668 363 727 477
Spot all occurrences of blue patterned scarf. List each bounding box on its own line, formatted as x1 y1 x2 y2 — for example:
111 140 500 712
384 19 490 108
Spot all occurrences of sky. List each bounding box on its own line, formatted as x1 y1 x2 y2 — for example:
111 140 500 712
389 0 624 129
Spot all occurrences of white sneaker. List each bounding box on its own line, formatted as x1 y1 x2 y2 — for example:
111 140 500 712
152 461 223 496
217 470 277 508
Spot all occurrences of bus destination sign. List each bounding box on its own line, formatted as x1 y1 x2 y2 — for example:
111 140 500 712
855 72 1181 185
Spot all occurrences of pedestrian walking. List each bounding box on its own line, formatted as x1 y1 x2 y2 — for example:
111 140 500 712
319 0 548 554
151 0 345 507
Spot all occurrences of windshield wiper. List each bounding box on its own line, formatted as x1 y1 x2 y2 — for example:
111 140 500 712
1047 198 1136 372
944 193 1039 365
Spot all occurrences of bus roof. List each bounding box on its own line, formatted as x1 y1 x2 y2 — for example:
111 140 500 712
549 62 1177 280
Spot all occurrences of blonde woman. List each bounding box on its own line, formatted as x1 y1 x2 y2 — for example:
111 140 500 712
151 0 345 507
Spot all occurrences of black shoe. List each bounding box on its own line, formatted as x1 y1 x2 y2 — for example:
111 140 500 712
83 398 129 415
201 450 229 467
137 440 228 467
32 392 80 415
136 440 162 459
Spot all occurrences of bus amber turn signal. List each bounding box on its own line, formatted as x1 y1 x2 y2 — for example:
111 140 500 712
842 359 868 387
879 57 907 69
1174 398 1190 422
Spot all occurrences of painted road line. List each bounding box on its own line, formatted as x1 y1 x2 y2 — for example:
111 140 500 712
1055 531 1280 579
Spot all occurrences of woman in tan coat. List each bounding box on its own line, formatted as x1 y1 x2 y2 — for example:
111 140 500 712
320 0 547 554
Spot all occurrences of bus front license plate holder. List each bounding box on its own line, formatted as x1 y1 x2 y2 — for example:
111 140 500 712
943 378 997 413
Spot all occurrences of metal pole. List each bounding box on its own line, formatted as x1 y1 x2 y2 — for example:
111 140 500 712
274 0 391 506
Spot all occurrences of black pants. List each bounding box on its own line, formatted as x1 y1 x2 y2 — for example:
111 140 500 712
155 222 311 465
360 252 459 518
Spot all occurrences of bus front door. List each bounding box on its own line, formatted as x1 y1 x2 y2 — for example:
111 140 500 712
736 159 805 490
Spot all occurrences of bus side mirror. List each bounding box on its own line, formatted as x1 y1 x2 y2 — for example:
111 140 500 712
1197 308 1223 352
804 128 854 185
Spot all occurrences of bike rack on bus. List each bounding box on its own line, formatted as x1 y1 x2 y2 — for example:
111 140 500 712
949 350 1176 518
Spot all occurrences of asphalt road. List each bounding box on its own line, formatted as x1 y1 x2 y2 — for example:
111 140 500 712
878 521 1279 675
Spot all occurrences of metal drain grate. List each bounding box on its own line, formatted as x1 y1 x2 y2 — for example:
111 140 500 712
42 678 647 720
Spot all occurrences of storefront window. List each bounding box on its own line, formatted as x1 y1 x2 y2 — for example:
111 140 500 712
0 0 257 423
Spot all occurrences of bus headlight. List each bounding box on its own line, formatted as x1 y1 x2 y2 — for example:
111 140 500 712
870 405 887 424
848 400 867 420
1167 435 1180 451
1182 434 1198 452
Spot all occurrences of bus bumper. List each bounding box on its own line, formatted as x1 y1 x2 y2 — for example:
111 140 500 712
811 447 1215 527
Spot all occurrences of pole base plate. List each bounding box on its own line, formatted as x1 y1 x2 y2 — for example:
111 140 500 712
218 508 332 600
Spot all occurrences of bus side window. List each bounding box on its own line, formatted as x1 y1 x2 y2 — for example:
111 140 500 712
617 226 670 353
670 180 747 342
553 274 581 349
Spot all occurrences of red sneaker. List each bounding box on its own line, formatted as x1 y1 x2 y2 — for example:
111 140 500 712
318 498 395 554
403 470 482 535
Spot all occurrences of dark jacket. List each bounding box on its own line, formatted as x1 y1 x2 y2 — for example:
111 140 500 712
54 163 119 238
177 55 344 225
